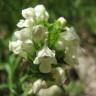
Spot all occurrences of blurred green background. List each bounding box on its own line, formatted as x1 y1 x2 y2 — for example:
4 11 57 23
0 0 96 96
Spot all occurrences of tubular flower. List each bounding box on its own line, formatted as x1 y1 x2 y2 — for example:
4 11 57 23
9 39 34 58
55 27 79 51
22 40 34 53
61 27 80 41
55 27 80 65
17 18 35 28
33 46 57 73
32 25 48 42
34 4 49 21
14 28 31 41
16 19 25 28
9 40 22 54
22 7 35 19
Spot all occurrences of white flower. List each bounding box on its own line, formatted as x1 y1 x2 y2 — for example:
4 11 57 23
17 19 35 28
32 79 47 94
32 25 48 42
55 27 80 65
61 27 80 65
22 7 35 19
57 17 66 26
14 28 31 41
55 27 79 51
61 27 80 41
9 40 22 54
34 4 49 21
9 39 34 58
24 19 35 27
33 46 57 73
22 39 34 53
21 39 34 58
64 45 79 65
17 19 25 28
37 85 64 96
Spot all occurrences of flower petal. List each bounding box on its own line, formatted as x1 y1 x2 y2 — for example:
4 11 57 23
34 4 49 21
22 7 35 19
9 40 22 54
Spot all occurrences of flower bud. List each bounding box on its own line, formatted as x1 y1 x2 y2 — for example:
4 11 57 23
55 40 65 51
57 17 66 26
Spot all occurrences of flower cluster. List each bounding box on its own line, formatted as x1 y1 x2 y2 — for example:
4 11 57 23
9 5 79 73
9 4 81 96
9 5 49 58
9 4 79 74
